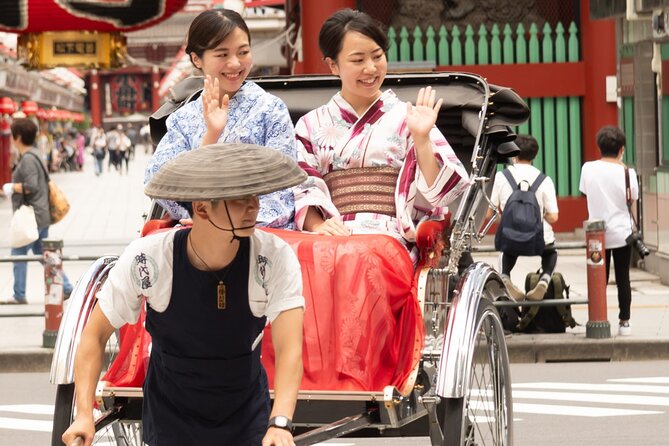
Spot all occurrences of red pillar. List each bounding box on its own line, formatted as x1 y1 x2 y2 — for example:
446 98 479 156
299 0 356 74
581 0 618 162
151 65 161 112
585 220 610 338
42 240 66 348
89 69 102 127
0 115 10 185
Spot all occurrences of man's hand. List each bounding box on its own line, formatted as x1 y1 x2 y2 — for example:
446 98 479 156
61 416 94 446
262 426 295 446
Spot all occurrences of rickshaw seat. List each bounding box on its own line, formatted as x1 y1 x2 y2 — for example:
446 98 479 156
101 220 449 394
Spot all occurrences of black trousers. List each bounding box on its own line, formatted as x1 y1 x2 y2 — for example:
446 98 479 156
501 244 558 279
605 244 632 321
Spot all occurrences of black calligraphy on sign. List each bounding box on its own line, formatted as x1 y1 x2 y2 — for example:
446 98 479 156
134 253 153 290
0 0 25 30
53 40 96 56
56 0 166 29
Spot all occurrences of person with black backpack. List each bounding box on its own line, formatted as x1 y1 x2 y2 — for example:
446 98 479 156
483 134 559 301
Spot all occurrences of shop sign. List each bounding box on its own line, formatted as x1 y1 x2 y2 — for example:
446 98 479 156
17 31 126 70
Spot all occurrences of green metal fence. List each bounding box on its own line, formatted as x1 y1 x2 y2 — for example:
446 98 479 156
388 21 582 196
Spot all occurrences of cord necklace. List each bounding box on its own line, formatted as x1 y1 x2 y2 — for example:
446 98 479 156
188 233 230 310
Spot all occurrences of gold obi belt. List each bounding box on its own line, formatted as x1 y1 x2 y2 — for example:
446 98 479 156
323 166 400 217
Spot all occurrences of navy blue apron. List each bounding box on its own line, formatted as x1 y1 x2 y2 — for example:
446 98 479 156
143 228 269 445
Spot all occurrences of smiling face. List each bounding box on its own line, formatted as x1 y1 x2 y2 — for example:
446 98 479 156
191 26 252 97
326 31 387 114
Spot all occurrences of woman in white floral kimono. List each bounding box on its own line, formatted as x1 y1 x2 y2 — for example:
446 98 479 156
146 9 297 229
294 9 470 258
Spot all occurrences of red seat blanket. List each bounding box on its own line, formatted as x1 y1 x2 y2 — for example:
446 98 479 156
102 228 424 394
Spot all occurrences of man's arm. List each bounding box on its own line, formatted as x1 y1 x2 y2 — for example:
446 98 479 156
61 305 116 446
544 212 558 224
262 307 303 445
269 307 303 418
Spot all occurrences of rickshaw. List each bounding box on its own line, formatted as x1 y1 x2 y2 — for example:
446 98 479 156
49 71 529 446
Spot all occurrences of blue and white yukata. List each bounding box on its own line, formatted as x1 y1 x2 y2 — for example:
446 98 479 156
145 81 298 229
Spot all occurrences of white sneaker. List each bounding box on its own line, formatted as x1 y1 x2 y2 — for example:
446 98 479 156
526 280 548 301
501 276 525 301
618 320 631 336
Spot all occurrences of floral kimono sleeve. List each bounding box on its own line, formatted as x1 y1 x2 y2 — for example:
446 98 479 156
412 126 470 207
145 110 195 220
292 114 340 230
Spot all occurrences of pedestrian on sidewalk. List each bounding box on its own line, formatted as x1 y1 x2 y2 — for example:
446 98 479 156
117 127 131 174
61 143 306 446
106 125 121 172
145 8 298 229
91 126 106 176
579 126 638 336
482 134 559 301
1 118 73 304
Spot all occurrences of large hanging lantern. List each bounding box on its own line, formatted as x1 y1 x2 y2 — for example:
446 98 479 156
0 0 187 70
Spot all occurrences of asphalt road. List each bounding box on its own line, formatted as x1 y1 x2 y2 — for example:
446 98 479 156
1 361 668 446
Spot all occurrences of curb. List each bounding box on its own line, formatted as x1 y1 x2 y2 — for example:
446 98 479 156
2 338 669 374
506 335 669 362
0 348 53 373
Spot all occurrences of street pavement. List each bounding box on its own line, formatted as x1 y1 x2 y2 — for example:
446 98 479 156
0 146 668 373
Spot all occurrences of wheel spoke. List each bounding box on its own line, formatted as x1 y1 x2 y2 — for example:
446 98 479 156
459 304 511 446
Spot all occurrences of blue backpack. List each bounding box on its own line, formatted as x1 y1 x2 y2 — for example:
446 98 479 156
494 168 546 256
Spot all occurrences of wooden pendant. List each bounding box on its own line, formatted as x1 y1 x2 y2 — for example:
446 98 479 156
217 281 226 310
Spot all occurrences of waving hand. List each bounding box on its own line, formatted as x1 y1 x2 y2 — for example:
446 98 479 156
202 75 230 137
406 86 442 140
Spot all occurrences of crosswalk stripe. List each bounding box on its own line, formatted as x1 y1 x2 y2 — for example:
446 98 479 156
0 416 52 432
513 403 662 417
513 382 669 394
512 390 669 407
0 404 54 415
609 377 669 384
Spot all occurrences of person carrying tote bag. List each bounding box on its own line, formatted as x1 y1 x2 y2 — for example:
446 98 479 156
23 150 70 224
1 118 73 305
8 191 39 248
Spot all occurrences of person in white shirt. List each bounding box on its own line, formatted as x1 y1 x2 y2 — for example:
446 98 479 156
62 143 307 446
579 126 638 336
484 134 559 301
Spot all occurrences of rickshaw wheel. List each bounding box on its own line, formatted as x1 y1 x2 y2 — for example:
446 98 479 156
51 327 143 446
441 298 512 446
50 260 144 446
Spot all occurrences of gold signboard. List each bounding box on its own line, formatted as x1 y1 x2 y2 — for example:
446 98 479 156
17 31 126 70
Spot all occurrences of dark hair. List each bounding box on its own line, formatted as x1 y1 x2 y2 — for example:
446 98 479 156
11 118 38 147
515 134 539 161
185 9 251 65
318 9 388 60
596 126 626 157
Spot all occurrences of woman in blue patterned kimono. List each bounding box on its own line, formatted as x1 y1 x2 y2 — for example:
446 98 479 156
145 9 297 229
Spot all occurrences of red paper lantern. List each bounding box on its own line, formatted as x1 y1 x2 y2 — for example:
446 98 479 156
0 97 15 114
21 100 38 115
36 108 48 120
0 0 188 33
